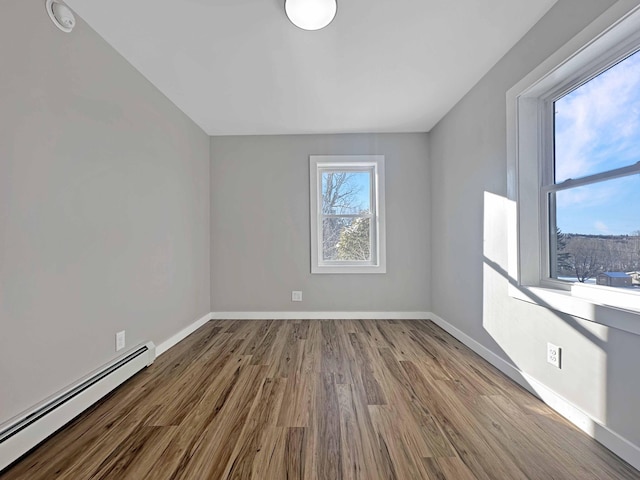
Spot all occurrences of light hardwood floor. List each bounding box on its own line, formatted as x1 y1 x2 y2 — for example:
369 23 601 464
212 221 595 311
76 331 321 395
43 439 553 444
2 319 639 479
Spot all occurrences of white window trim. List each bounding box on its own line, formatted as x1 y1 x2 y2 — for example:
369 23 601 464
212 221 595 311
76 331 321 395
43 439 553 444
310 155 386 274
506 1 640 336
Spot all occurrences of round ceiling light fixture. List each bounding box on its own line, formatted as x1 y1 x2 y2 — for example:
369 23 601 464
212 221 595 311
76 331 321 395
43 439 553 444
285 0 337 31
46 0 76 33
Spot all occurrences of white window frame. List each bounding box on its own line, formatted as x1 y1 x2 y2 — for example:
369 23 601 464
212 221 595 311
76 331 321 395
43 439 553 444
507 2 640 336
310 155 386 274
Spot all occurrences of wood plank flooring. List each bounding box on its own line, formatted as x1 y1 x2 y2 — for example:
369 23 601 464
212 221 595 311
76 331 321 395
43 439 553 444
2 319 639 479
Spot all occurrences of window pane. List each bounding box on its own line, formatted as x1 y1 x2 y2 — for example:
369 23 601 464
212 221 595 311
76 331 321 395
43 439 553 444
322 217 371 262
551 174 640 287
554 49 640 183
321 171 371 215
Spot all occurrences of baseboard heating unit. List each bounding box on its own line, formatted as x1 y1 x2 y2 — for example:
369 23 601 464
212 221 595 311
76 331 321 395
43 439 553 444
0 342 156 472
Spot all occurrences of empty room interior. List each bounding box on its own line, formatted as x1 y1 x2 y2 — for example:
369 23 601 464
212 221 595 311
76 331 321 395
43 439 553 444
2 0 640 478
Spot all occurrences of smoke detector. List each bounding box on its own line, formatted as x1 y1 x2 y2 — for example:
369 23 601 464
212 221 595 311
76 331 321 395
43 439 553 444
46 0 76 33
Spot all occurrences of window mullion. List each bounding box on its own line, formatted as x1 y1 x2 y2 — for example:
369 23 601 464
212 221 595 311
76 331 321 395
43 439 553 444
548 192 558 279
540 99 556 283
543 161 640 193
322 214 373 219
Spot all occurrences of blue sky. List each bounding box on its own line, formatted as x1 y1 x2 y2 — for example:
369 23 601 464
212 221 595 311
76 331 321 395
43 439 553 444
350 172 371 211
554 49 640 235
322 171 371 214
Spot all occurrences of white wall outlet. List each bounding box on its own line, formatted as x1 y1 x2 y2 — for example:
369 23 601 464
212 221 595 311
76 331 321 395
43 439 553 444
547 342 561 368
116 331 126 351
292 290 303 302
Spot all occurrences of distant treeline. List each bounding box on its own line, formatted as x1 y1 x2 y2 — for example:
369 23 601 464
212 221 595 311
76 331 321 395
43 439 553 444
556 231 640 282
564 233 640 240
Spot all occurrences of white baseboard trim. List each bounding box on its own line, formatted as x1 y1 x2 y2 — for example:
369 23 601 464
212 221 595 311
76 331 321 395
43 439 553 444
428 311 640 472
156 312 213 357
210 311 430 320
156 311 430 356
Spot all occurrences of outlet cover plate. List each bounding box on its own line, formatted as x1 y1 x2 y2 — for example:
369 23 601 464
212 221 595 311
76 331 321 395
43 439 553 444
547 342 561 368
292 291 303 302
116 331 126 351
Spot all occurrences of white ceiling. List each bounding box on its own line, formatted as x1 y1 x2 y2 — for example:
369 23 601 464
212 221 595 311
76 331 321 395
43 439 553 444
65 0 557 136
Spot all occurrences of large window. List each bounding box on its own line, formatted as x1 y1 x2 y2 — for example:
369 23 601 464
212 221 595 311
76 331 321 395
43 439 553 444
548 50 640 289
507 4 640 332
310 155 386 274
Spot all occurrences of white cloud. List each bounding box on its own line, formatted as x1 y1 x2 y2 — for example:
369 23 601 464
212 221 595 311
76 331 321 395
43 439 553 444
594 221 610 234
554 51 640 182
555 181 617 208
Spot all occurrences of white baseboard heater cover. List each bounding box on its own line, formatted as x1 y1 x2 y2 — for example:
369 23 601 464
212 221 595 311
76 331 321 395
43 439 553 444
0 342 156 472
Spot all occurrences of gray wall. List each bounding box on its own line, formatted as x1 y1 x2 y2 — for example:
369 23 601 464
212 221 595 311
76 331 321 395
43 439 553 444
429 0 640 449
210 134 430 312
0 1 210 424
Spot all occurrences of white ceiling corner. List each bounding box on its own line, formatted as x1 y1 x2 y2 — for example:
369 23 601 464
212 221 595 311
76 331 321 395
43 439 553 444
64 0 558 136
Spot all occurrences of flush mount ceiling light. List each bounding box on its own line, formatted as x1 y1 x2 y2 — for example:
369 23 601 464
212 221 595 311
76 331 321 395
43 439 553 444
46 0 76 33
285 0 337 31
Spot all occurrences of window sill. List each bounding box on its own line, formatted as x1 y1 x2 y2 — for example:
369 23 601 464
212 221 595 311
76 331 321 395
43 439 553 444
508 283 640 336
312 264 386 274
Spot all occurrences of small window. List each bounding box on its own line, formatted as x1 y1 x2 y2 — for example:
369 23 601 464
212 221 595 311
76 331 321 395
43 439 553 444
310 155 386 274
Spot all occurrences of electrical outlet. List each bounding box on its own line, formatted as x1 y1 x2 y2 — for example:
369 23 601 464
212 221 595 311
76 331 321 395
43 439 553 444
116 331 126 351
292 290 303 302
547 342 561 368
